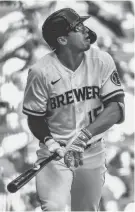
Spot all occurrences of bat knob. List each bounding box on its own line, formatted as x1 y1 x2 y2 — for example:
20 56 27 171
33 164 40 170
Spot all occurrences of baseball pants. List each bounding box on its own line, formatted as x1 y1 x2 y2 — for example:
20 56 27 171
36 156 106 211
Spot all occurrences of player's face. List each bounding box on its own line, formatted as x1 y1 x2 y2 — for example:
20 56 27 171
66 22 91 52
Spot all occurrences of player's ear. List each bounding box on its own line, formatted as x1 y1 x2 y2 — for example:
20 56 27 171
57 36 67 46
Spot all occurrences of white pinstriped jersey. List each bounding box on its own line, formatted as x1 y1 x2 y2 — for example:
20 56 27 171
23 46 124 168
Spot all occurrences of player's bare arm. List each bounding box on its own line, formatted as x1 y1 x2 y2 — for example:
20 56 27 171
65 94 125 168
86 99 124 137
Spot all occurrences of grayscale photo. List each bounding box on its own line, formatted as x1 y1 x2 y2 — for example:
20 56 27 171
0 0 134 211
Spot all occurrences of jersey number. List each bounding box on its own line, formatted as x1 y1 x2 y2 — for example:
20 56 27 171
88 106 102 124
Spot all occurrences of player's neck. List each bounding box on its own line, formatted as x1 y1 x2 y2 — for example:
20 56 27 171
56 49 84 71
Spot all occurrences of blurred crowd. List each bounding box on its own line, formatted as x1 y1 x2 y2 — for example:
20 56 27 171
0 0 134 211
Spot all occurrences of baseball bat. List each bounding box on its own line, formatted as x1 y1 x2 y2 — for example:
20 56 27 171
7 152 58 193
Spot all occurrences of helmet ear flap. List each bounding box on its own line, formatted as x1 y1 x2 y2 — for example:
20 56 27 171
86 27 97 44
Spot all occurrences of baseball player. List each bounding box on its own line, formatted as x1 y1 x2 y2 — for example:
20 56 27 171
22 8 125 211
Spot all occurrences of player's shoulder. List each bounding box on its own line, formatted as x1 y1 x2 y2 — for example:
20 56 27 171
86 46 113 65
28 51 55 76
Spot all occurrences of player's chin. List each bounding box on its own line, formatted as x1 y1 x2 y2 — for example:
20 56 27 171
84 43 91 51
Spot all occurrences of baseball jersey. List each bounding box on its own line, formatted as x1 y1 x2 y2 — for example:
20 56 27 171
22 46 124 168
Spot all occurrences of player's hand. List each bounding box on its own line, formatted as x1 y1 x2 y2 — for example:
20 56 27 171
33 139 66 170
64 149 84 168
64 128 92 168
45 138 66 160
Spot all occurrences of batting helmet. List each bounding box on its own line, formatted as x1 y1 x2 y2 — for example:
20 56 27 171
42 8 97 50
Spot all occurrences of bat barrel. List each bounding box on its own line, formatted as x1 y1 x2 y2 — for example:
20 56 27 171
7 153 58 193
7 168 37 193
7 183 18 193
7 168 35 193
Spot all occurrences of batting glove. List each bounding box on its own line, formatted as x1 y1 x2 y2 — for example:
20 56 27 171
45 137 66 160
33 138 66 170
64 128 92 168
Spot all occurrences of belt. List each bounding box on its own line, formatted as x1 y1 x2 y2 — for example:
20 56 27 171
40 138 102 148
85 138 102 150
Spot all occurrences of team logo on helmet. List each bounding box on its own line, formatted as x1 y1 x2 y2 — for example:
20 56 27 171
110 70 121 86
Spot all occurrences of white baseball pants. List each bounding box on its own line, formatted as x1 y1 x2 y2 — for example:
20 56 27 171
36 142 106 211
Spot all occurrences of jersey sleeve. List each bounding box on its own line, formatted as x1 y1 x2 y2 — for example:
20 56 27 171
100 52 125 123
22 68 48 116
100 52 124 102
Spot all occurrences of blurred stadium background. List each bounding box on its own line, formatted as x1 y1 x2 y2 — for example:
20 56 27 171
0 0 134 211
